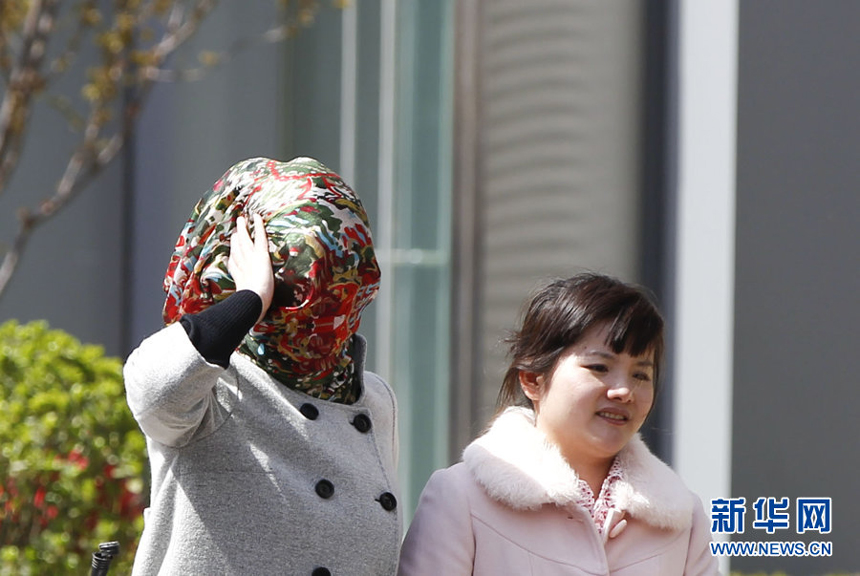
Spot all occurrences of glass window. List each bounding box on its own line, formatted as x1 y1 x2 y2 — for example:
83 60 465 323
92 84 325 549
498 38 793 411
284 0 454 519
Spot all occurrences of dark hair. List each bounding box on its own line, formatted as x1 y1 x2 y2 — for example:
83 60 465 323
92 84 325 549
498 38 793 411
497 273 665 410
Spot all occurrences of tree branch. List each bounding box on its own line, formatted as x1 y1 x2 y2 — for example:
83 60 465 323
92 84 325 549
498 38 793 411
0 0 59 198
0 118 106 298
146 0 323 83
0 0 334 300
145 17 305 82
0 0 215 299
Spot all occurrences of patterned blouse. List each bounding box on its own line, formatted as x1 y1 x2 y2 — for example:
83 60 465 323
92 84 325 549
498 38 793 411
575 457 624 536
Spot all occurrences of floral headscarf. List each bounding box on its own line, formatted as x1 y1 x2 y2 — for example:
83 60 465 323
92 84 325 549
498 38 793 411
163 157 380 403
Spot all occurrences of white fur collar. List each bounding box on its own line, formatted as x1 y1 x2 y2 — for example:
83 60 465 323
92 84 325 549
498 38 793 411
462 407 693 531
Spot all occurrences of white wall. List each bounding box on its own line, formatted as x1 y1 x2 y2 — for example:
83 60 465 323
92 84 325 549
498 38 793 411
673 2 738 572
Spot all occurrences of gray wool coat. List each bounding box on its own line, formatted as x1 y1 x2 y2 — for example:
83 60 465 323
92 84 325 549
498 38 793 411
124 323 401 575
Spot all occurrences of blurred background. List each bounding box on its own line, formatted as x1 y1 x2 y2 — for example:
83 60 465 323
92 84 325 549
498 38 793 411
1 1 857 574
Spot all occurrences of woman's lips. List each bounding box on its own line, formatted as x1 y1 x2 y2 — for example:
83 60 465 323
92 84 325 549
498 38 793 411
596 409 629 425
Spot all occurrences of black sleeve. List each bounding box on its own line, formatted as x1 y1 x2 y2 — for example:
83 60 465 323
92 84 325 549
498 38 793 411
179 290 263 368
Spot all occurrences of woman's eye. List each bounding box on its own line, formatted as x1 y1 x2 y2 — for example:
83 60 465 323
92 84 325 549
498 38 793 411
586 364 608 373
634 372 653 382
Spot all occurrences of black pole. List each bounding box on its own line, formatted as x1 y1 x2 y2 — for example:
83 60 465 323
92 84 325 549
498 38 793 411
89 541 120 576
639 0 680 463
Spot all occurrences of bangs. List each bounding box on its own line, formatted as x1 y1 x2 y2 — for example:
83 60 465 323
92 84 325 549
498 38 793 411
603 296 663 359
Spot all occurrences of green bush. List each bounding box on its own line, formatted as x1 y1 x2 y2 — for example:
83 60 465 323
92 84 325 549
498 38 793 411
0 320 147 575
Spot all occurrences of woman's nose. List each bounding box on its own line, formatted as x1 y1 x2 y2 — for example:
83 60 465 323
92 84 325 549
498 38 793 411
606 379 634 402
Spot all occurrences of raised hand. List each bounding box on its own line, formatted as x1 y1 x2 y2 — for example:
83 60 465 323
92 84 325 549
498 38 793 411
227 213 274 323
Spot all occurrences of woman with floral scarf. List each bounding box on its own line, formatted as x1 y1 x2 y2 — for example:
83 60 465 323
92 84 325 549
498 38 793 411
124 157 400 576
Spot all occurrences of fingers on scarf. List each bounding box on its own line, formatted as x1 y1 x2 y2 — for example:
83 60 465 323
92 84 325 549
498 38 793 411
251 212 269 254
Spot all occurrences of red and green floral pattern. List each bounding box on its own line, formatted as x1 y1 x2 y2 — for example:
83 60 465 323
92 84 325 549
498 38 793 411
162 157 380 403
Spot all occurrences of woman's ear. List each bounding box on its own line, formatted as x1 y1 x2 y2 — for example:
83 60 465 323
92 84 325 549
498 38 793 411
519 371 543 403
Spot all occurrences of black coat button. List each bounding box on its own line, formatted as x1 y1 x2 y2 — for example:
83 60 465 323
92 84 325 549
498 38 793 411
378 491 397 511
300 403 319 420
315 479 335 499
311 568 331 576
352 414 372 433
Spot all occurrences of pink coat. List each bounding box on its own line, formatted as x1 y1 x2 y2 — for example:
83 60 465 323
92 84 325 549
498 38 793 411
398 408 719 575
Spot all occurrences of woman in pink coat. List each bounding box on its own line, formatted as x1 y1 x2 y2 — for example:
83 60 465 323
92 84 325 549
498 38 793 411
398 273 719 575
